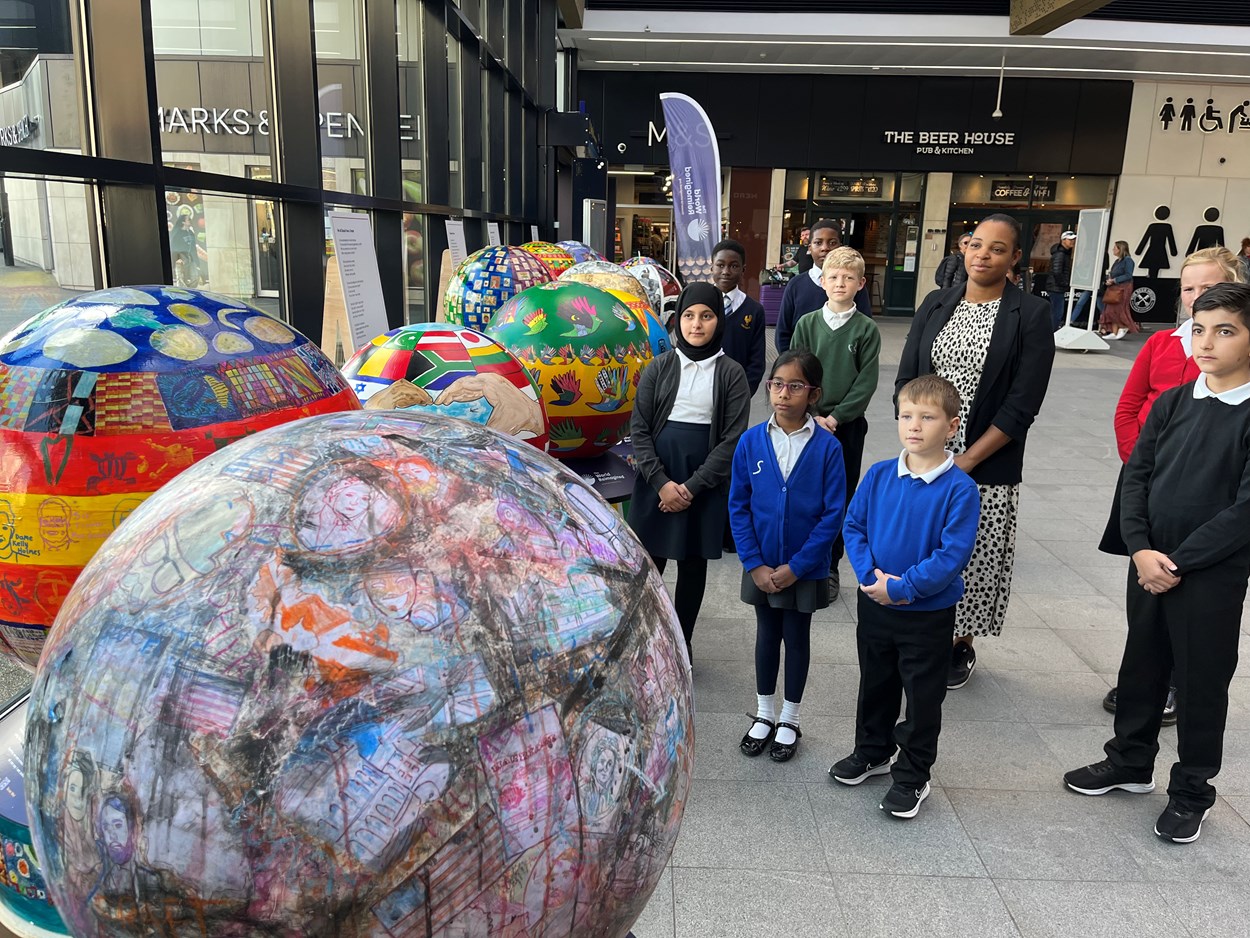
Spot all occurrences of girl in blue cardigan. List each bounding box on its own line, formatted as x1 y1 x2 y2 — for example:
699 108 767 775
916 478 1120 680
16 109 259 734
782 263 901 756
729 350 846 762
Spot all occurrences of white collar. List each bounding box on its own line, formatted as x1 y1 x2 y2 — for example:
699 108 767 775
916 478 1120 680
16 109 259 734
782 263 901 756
723 287 746 314
1172 318 1194 358
675 348 724 370
896 449 956 483
768 413 815 436
1192 373 1250 405
823 302 856 320
808 266 822 286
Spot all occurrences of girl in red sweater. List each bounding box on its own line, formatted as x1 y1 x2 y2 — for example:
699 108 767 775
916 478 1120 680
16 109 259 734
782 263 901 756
1100 246 1245 714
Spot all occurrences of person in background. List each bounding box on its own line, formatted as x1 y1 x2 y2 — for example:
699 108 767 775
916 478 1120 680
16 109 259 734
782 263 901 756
792 227 813 273
1049 230 1076 330
935 233 971 289
895 213 1055 690
790 247 882 598
776 220 872 353
833 374 980 819
1097 241 1139 339
1097 246 1246 722
710 239 766 396
628 283 751 663
731 350 845 764
1065 283 1250 845
1238 237 1250 280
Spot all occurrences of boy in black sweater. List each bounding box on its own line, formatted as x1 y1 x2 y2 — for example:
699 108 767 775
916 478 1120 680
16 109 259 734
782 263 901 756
1064 283 1250 844
775 220 873 354
710 238 766 396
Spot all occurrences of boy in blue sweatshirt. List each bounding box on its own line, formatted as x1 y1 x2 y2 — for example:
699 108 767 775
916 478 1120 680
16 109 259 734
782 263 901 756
831 375 981 818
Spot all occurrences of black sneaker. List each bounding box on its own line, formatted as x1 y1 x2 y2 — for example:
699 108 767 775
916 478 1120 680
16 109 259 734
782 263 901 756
947 642 976 690
880 781 930 818
1154 799 1210 843
1063 759 1155 795
1161 686 1178 727
1102 686 1117 713
829 751 893 786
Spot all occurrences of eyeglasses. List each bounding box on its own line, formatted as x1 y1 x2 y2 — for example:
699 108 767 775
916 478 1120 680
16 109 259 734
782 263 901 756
765 380 816 394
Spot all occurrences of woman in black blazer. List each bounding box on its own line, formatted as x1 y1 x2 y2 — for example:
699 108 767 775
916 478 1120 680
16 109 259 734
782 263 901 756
895 213 1055 689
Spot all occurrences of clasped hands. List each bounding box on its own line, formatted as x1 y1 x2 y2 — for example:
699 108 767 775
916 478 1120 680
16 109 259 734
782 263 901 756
750 564 798 594
861 568 909 606
1132 549 1180 595
658 480 693 513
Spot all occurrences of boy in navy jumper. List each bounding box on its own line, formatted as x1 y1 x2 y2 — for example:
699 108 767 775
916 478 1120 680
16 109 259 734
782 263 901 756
775 220 872 354
832 375 980 818
710 239 766 396
1064 283 1250 845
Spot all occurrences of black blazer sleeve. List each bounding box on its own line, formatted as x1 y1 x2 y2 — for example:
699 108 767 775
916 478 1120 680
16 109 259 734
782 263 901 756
776 279 798 354
991 293 1055 441
894 286 954 408
630 356 672 493
746 303 766 395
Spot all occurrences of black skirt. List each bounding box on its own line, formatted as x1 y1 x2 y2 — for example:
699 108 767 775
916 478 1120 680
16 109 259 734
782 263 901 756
627 421 726 561
1098 464 1129 556
740 571 830 614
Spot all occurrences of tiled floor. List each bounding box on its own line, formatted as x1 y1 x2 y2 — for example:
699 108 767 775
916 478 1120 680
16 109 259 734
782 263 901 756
632 320 1250 938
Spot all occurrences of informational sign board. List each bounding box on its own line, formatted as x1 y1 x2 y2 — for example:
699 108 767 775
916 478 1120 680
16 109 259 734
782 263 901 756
326 211 390 354
530 225 539 241
444 219 469 266
1072 208 1112 291
487 222 502 246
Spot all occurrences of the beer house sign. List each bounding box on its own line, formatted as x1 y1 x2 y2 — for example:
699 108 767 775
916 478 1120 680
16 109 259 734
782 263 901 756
881 129 1017 156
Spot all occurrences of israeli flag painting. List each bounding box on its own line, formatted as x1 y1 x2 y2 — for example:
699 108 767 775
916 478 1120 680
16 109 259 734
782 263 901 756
659 93 722 283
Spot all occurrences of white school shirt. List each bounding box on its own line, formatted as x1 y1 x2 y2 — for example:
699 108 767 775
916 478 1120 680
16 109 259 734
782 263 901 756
822 303 856 333
723 287 746 317
668 348 724 424
808 266 823 288
1173 318 1194 358
1192 373 1250 405
767 414 816 481
896 449 956 483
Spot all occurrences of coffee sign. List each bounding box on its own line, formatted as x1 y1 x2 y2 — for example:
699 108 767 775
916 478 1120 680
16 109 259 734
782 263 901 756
990 179 1057 201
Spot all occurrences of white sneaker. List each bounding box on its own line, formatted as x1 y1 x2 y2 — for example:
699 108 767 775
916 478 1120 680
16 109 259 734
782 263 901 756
1116 328 1129 339
1105 331 1123 341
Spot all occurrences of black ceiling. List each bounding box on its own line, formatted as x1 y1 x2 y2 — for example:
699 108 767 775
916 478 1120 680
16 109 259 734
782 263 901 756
584 1 1250 27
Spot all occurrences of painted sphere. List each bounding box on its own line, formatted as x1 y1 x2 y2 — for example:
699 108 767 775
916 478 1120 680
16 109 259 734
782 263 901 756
444 247 553 331
26 410 692 938
341 323 549 452
518 241 575 276
485 282 651 459
622 258 682 300
606 290 672 358
555 241 607 265
0 286 358 669
561 263 652 312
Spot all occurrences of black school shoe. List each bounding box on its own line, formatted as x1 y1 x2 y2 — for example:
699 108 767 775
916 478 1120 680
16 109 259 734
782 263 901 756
1102 685 1178 727
769 723 802 762
881 781 930 819
829 751 894 785
1063 759 1155 795
947 641 976 689
739 716 775 757
1154 799 1211 844
1102 686 1117 713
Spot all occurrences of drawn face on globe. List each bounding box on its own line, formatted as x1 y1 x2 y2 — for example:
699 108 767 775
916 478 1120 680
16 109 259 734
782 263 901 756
364 570 420 620
0 503 14 555
330 479 372 520
65 768 87 823
99 803 133 865
594 746 618 791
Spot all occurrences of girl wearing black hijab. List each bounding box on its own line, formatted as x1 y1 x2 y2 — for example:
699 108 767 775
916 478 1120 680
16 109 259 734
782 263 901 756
629 282 751 661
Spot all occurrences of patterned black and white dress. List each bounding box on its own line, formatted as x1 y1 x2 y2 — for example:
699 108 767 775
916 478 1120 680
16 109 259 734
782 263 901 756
931 297 1018 638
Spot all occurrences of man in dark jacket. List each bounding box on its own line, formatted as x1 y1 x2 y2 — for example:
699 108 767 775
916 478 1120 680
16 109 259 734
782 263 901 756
1048 230 1076 330
934 233 970 288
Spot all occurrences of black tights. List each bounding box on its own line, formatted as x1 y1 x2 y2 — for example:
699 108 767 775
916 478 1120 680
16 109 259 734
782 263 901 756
651 555 707 650
754 606 813 701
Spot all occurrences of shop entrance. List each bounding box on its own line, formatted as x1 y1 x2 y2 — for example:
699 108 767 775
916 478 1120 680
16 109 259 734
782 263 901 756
247 165 282 297
948 208 1078 296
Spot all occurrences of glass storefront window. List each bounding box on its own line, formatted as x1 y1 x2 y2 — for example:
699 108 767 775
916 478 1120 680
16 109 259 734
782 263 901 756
0 1 84 157
403 213 426 323
314 0 368 195
165 185 285 319
0 175 99 336
446 37 463 207
151 0 272 177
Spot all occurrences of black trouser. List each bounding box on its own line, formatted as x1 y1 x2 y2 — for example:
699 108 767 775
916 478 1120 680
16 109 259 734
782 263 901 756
1105 561 1245 810
754 606 813 701
651 554 707 651
831 416 868 571
854 595 954 787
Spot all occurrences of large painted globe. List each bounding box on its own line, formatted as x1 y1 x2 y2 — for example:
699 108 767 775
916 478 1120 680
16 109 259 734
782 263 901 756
485 282 652 458
341 323 549 451
518 241 575 277
0 286 358 669
606 290 672 359
25 410 692 938
444 247 553 331
555 241 607 265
